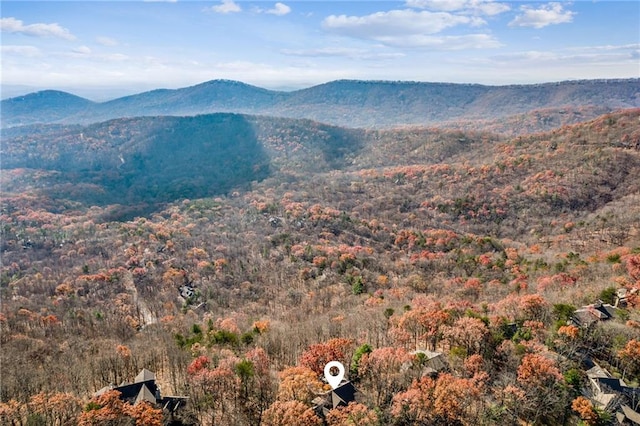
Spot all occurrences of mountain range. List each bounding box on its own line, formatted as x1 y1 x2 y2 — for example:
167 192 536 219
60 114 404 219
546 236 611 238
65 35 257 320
3 78 639 130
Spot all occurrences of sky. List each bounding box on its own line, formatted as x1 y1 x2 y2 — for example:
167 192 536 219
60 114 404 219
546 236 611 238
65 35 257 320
1 0 639 100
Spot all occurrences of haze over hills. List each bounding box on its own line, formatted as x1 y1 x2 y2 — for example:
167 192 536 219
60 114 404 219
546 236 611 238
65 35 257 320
2 78 639 130
2 90 97 127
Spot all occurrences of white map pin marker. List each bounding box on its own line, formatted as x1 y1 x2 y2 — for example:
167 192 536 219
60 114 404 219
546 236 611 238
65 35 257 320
324 361 345 390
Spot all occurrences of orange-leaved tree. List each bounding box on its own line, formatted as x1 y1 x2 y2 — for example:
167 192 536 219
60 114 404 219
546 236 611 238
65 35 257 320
299 338 354 376
515 353 567 424
442 316 488 356
261 400 322 426
187 354 241 425
78 389 162 426
276 366 327 404
127 402 163 426
571 396 599 426
325 402 379 426
27 391 82 425
389 297 450 350
0 399 25 425
358 346 414 408
619 339 640 379
390 376 435 424
432 373 485 425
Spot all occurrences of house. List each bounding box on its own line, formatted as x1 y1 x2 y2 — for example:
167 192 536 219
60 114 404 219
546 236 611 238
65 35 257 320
571 300 618 328
586 364 625 411
95 369 158 405
95 369 188 414
312 380 359 417
179 284 195 300
584 361 640 425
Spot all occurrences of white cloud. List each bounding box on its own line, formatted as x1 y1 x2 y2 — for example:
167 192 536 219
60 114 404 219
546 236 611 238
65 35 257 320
323 9 486 39
405 0 509 16
0 17 76 40
509 2 575 29
101 53 130 62
377 33 501 49
281 47 366 57
491 44 640 66
281 47 405 60
266 3 291 16
492 50 557 62
321 9 497 49
566 43 640 53
208 0 242 14
96 36 118 46
405 0 468 11
1 45 41 57
57 48 129 62
73 45 92 55
474 1 510 16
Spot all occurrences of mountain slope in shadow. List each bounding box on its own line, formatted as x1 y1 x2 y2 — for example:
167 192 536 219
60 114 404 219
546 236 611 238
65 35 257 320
1 114 368 217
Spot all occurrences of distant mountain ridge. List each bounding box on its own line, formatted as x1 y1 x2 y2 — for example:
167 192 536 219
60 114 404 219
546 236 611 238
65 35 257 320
2 78 639 129
2 90 96 127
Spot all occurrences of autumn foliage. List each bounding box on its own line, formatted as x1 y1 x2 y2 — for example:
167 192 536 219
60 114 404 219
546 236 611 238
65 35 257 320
262 400 322 426
572 396 599 426
299 338 354 376
325 402 379 426
2 109 640 426
78 390 162 426
277 366 327 404
618 339 640 377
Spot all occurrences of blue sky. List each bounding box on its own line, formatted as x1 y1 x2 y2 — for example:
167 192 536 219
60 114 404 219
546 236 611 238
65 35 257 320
1 1 639 100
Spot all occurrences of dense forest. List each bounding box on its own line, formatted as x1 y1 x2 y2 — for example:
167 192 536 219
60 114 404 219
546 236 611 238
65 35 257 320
1 105 640 425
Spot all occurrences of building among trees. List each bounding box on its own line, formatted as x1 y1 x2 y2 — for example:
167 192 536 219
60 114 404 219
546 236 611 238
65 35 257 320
313 380 359 417
95 369 188 413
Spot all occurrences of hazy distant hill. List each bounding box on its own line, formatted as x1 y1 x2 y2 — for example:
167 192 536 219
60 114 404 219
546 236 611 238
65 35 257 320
1 90 96 127
2 79 638 130
89 80 285 119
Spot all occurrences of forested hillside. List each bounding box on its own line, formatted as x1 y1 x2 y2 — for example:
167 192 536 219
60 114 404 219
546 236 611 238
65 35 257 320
3 78 639 131
1 109 639 425
1 90 96 127
1 114 368 217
